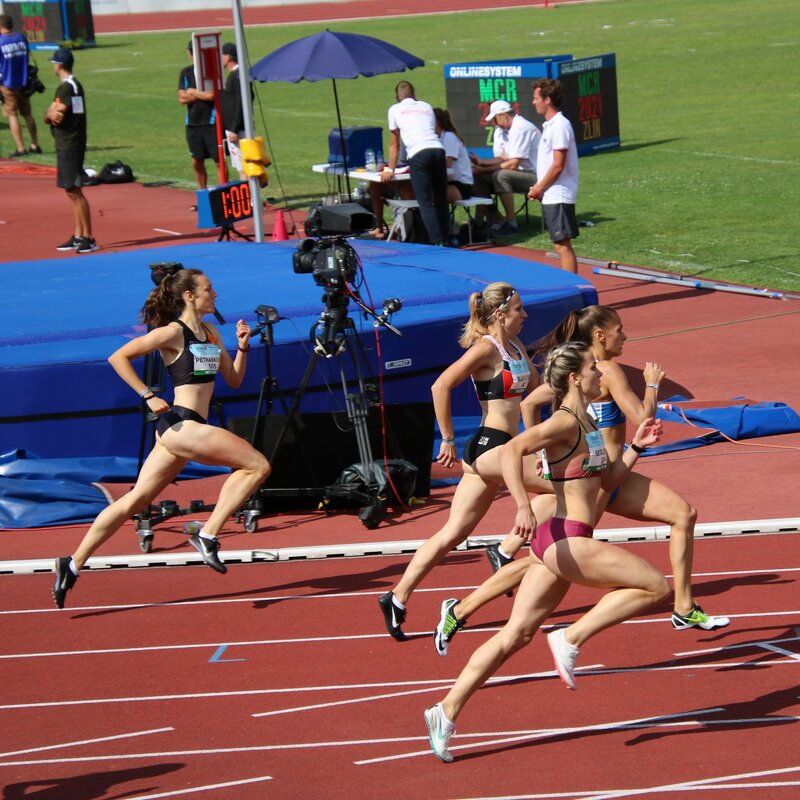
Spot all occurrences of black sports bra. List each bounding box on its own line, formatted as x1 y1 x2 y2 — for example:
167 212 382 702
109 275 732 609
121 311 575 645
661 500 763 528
473 335 532 401
166 320 221 387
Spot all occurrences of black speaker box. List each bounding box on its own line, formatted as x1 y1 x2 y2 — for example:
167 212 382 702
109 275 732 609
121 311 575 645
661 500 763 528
318 203 376 235
229 403 434 506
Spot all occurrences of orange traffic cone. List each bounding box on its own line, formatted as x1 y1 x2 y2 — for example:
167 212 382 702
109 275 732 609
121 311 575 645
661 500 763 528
271 209 289 241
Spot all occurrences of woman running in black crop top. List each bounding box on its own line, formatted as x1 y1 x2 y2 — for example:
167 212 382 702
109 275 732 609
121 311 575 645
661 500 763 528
378 281 556 642
52 269 271 609
424 342 668 762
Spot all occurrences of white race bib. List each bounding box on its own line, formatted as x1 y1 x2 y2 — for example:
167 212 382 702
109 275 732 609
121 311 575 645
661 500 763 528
188 342 220 376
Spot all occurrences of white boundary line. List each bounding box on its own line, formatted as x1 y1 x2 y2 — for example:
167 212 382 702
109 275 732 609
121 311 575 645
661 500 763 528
3 652 798 714
0 727 174 758
2 518 798 576
126 775 273 800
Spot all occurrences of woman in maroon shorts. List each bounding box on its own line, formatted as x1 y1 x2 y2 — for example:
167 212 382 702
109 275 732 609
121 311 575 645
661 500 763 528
424 340 669 762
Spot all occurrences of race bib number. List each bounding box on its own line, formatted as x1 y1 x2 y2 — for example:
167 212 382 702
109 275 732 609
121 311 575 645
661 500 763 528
188 342 220 376
72 95 85 115
507 358 530 395
581 430 608 472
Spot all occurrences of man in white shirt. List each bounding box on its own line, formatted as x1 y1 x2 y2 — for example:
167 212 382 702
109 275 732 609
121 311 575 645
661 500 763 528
382 81 449 245
470 99 540 237
528 78 579 273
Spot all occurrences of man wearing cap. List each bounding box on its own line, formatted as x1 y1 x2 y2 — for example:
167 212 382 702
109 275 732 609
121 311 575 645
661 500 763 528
44 46 97 254
220 42 250 180
178 40 219 199
0 13 42 157
382 80 449 246
470 99 540 237
528 78 579 273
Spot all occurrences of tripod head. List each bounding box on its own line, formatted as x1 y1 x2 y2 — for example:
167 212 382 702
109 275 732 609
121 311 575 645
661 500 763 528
249 304 280 345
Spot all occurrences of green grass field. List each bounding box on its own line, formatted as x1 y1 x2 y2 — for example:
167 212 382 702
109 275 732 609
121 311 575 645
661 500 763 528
12 0 800 291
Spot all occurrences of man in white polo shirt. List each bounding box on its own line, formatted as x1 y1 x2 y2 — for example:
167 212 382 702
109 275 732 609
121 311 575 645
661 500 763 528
382 81 449 245
528 78 579 273
470 99 540 237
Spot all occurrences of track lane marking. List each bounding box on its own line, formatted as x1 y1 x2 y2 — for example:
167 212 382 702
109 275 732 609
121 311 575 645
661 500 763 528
355 708 725 765
3 612 799 660
4 565 799 616
126 775 272 799
250 667 603 718
3 656 799 712
0 727 174 758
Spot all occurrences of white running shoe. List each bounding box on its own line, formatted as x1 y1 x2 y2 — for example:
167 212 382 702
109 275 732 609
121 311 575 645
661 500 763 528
424 703 454 762
547 628 579 690
672 604 730 631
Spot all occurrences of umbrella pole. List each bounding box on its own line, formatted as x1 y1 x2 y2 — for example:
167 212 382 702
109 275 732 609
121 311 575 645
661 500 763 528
332 79 352 199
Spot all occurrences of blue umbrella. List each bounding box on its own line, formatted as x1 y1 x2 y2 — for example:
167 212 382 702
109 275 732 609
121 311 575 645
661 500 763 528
250 29 424 192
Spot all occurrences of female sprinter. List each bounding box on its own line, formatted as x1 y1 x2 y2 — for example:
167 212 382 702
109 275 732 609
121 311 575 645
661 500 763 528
434 305 727 656
424 341 668 762
52 268 271 608
377 282 554 640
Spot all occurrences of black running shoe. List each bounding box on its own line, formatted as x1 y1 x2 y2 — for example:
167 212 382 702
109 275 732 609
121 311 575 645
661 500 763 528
378 591 407 641
75 237 100 254
486 543 513 573
189 532 227 574
486 543 514 596
52 557 78 609
56 236 80 252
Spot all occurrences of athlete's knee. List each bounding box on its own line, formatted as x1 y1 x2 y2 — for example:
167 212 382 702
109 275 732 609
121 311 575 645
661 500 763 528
250 453 271 482
649 573 671 604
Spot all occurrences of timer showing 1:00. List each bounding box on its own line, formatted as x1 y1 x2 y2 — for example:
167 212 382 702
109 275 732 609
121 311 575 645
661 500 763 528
196 181 254 228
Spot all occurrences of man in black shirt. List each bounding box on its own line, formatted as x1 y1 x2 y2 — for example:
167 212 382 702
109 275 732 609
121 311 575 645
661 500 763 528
177 40 219 195
44 47 97 254
220 42 250 180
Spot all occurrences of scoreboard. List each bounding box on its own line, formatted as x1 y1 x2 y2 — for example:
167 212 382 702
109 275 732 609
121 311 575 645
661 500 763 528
444 53 620 158
4 0 95 49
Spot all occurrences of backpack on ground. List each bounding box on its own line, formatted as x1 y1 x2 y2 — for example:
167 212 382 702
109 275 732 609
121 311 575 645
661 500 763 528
98 161 136 184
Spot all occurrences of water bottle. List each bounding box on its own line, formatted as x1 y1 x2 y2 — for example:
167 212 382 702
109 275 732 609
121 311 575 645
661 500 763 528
364 148 376 172
376 149 385 171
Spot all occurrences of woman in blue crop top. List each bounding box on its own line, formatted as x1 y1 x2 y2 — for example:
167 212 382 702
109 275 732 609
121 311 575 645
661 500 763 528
423 342 669 762
378 281 557 642
467 305 728 634
52 269 271 609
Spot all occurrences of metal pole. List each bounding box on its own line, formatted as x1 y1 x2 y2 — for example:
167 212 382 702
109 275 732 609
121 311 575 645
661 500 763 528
592 267 790 300
230 0 264 242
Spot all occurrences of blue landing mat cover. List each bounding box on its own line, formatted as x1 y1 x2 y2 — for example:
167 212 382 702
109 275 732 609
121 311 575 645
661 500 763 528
0 450 227 529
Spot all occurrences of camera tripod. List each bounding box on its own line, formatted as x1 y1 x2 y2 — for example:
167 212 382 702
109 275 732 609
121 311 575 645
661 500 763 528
241 309 389 531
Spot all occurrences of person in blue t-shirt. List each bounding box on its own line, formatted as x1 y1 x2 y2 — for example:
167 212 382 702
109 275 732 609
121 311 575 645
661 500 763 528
0 14 42 157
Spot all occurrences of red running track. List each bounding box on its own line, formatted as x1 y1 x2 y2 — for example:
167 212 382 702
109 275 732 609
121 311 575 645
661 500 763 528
2 531 799 799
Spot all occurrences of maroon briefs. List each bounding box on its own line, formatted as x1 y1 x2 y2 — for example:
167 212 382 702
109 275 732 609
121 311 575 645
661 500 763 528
531 517 593 560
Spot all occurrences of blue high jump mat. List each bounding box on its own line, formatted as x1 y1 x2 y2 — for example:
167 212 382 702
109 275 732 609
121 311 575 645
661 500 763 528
0 240 597 461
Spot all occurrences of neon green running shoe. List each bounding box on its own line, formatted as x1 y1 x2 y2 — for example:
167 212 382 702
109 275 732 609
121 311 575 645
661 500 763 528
433 598 466 657
672 604 730 631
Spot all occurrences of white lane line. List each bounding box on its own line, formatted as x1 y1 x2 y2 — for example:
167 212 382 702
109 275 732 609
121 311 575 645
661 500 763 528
126 775 272 799
250 667 602 718
675 633 800 657
0 727 174 758
356 708 725 766
4 611 799 661
579 764 800 800
5 565 800 617
152 228 182 236
4 655 799 713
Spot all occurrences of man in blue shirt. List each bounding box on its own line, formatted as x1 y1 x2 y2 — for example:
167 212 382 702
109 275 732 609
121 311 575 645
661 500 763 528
0 13 42 157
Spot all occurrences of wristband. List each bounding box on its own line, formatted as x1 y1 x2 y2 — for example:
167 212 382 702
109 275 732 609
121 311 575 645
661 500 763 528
138 387 153 398
646 383 660 390
142 393 155 402
238 346 250 353
441 437 455 445
630 443 647 454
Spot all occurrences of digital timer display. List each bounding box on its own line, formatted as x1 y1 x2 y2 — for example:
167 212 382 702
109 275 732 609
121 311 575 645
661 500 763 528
444 53 620 158
196 181 254 228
